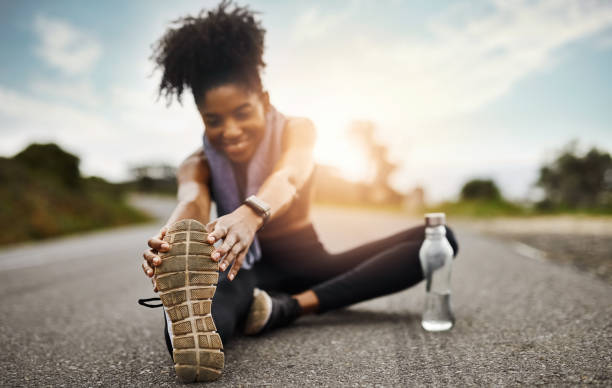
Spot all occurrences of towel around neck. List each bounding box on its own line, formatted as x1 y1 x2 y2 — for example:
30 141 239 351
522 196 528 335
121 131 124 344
202 104 286 269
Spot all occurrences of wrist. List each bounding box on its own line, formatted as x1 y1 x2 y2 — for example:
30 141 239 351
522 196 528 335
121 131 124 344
242 195 271 229
239 204 265 230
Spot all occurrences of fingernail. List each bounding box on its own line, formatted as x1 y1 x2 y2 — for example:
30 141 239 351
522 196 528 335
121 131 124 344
161 243 169 250
229 273 234 280
208 237 215 243
147 269 153 276
212 252 220 260
220 263 226 271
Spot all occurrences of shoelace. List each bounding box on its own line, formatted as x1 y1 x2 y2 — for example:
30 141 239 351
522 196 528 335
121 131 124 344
138 297 163 308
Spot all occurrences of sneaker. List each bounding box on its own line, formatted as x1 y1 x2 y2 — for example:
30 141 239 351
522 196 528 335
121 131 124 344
156 219 224 382
244 288 302 335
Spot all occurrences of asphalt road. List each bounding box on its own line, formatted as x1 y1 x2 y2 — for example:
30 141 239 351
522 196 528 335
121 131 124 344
1 198 610 386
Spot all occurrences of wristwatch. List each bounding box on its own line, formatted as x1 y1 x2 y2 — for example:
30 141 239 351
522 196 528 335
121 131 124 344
243 195 271 227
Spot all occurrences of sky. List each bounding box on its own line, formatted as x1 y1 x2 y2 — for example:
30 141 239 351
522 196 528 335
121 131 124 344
0 0 611 202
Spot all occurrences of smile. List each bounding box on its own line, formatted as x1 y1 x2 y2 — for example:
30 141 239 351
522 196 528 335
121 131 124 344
223 138 250 154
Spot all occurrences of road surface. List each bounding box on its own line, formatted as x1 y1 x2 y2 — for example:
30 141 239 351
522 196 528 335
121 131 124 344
0 197 610 386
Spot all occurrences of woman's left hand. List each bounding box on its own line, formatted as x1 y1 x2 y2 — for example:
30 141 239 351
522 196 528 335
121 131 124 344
205 205 263 280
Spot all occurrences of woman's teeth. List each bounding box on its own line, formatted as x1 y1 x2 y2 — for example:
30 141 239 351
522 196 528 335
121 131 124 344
225 140 247 153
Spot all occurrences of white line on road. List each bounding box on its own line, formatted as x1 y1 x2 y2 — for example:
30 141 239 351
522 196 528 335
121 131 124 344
512 241 547 262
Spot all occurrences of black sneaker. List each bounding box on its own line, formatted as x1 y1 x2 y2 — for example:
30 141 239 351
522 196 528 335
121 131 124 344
244 288 302 335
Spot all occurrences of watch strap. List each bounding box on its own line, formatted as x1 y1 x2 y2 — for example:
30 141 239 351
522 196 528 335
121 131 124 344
243 195 271 227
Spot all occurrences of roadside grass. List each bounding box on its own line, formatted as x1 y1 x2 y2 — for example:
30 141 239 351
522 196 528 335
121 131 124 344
427 200 612 218
315 198 612 219
0 158 153 245
426 199 529 218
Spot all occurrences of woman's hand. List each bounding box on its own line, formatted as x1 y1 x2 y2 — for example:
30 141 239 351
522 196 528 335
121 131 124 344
206 205 263 281
141 226 170 292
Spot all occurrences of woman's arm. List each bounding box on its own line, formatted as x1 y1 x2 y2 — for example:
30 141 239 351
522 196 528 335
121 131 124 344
207 117 317 279
165 147 212 226
256 117 317 220
141 147 212 287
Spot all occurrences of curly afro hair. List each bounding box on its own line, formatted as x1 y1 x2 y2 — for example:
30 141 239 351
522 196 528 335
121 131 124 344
151 0 266 105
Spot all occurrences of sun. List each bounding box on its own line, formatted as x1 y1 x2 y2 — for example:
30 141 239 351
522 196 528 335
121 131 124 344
312 121 373 183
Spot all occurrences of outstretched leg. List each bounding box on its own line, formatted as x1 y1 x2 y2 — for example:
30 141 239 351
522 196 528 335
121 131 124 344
212 265 257 342
157 219 256 382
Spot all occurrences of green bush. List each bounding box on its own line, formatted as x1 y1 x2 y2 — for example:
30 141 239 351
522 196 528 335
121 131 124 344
460 179 502 201
427 199 526 218
426 178 526 217
0 143 152 244
536 143 612 211
13 143 81 188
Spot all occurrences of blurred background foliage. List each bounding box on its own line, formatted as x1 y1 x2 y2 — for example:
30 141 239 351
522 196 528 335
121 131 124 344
1 135 611 245
536 142 612 212
0 143 152 244
429 143 612 217
127 164 178 195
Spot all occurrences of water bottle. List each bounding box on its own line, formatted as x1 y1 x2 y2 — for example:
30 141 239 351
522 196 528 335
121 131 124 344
419 212 455 331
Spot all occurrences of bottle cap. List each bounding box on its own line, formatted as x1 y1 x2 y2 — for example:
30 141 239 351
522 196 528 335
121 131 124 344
425 212 446 227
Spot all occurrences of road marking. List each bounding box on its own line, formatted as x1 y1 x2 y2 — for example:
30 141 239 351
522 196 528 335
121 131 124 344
512 242 547 262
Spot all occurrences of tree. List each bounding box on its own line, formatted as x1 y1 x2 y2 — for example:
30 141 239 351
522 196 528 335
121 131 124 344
347 121 402 203
460 179 502 201
13 143 81 188
536 142 612 210
129 164 177 194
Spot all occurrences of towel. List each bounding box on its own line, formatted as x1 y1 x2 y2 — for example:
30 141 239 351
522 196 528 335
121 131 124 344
202 104 286 270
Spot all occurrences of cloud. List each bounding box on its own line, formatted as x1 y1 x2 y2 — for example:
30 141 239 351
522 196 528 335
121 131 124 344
0 84 203 182
33 15 102 75
274 0 612 127
291 5 352 43
3 1 611 202
29 79 102 108
409 0 612 116
266 0 612 199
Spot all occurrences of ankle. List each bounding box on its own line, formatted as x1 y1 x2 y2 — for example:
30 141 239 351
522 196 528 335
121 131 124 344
292 290 319 315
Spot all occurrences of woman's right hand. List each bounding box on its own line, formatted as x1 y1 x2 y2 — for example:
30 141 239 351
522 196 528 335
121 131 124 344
141 226 170 292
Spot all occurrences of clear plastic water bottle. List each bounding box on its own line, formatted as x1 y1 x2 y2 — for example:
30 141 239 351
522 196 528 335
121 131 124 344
419 212 455 331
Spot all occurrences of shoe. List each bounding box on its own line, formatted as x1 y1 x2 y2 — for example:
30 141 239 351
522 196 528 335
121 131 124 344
244 288 301 335
156 219 224 382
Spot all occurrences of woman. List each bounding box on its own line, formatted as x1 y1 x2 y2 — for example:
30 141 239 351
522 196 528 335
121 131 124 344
140 1 458 383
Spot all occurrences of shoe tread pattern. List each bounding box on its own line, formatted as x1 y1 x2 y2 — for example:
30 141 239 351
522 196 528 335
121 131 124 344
155 219 223 382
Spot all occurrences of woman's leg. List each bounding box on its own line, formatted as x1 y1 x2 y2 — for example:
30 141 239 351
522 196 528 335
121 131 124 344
162 265 256 351
211 267 257 343
260 224 457 288
245 224 457 332
267 224 458 313
309 225 459 312
257 224 433 292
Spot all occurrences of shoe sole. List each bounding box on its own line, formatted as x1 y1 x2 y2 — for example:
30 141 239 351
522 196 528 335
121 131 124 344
156 219 224 382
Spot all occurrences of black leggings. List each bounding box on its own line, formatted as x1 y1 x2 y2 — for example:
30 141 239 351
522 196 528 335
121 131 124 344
208 223 459 344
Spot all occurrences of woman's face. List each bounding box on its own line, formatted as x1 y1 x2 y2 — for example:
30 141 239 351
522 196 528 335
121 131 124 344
198 83 269 164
